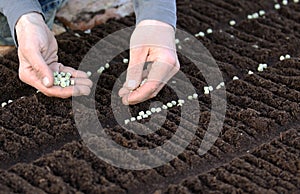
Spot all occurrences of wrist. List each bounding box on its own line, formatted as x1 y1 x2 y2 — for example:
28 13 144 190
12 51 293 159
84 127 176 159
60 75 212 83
137 20 174 30
15 12 44 33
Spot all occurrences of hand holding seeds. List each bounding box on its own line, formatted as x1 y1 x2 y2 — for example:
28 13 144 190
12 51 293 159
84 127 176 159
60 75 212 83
118 20 180 105
15 12 92 98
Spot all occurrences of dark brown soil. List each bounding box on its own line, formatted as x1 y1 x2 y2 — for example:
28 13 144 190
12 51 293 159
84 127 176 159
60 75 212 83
0 0 299 193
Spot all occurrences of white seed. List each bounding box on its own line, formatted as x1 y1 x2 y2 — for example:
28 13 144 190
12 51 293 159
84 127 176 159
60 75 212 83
84 29 91 34
60 81 67 88
105 63 110 69
124 119 130 125
257 66 264 72
137 116 142 120
259 10 266 16
188 95 193 100
178 99 185 104
184 37 190 41
193 93 198 99
97 67 105 74
156 107 162 113
142 114 148 119
294 0 299 3
252 12 259 19
171 100 177 105
86 71 92 77
130 117 136 122
204 87 210 94
151 108 156 113
216 85 222 90
71 79 75 86
282 0 288 5
208 86 214 91
274 3 281 9
167 102 173 108
247 15 253 20
36 90 40 93
74 33 80 37
261 64 268 69
229 20 236 26
248 70 254 75
123 58 129 64
177 103 183 107
171 80 177 84
140 79 147 86
280 55 285 61
285 54 291 59
206 28 213 34
233 76 239 80
178 45 182 50
252 44 259 49
146 110 152 115
1 102 7 107
139 111 145 116
162 105 168 110
175 39 180 44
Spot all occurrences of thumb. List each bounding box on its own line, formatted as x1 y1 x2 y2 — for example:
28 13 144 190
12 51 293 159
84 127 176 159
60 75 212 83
28 52 54 88
124 48 148 90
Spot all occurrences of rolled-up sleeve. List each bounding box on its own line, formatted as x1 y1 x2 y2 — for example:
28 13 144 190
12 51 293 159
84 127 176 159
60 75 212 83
133 0 177 28
0 0 43 45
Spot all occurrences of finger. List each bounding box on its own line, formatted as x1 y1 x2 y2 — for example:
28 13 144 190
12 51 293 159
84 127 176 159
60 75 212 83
70 78 93 88
123 60 179 105
122 80 162 105
118 66 151 98
123 47 148 90
23 49 54 87
39 84 91 98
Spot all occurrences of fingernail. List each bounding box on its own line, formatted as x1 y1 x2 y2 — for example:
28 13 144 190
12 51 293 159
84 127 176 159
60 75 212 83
127 80 136 88
42 77 50 87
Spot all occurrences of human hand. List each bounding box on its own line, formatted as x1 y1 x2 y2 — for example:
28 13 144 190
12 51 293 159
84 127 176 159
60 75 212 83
119 20 180 105
15 12 92 98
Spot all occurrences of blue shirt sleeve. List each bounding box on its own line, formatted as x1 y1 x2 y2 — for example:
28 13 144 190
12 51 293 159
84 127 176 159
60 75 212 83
0 0 43 45
133 0 177 28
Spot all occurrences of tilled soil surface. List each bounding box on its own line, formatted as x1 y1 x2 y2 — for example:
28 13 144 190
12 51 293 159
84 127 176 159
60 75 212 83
0 0 300 193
